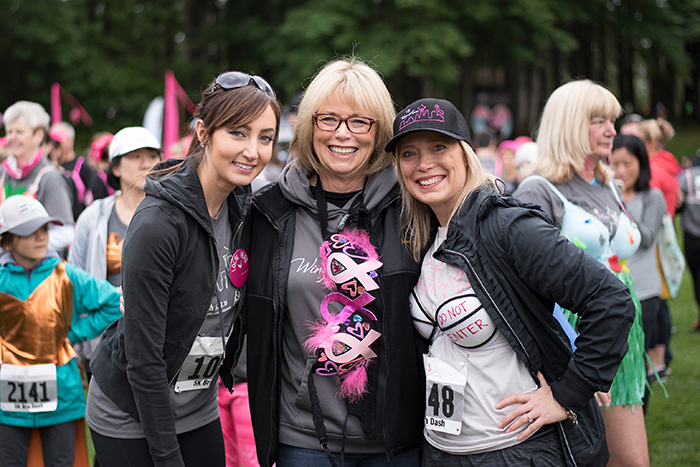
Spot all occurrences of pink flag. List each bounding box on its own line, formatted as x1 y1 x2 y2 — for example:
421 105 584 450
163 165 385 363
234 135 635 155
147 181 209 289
51 83 62 124
50 83 93 127
163 70 195 159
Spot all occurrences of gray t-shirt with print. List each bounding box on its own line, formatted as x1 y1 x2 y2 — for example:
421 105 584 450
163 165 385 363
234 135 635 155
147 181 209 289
87 199 239 437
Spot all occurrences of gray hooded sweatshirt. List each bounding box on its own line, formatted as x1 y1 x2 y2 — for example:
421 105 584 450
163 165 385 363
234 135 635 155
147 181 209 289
276 161 398 453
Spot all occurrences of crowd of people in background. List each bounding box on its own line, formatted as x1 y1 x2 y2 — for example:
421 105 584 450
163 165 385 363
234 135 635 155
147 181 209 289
1 57 698 467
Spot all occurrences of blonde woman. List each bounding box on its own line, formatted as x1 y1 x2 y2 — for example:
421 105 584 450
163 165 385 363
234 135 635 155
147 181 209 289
389 97 634 466
515 80 649 467
244 58 424 466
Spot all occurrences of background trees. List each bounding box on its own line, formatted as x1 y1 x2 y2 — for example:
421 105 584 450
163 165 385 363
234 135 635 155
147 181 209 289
2 0 699 145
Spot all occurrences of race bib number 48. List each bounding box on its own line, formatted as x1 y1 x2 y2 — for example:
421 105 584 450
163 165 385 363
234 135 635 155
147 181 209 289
1 364 58 413
423 355 466 435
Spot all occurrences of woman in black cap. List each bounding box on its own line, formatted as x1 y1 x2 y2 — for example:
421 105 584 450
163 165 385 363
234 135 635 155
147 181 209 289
387 98 635 466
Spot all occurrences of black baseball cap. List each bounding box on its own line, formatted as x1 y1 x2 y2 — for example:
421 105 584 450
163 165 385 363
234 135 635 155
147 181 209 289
385 98 473 153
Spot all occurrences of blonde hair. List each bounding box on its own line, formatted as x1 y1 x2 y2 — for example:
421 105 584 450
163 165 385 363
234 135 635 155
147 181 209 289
396 140 497 261
639 118 675 148
290 57 396 176
535 80 621 184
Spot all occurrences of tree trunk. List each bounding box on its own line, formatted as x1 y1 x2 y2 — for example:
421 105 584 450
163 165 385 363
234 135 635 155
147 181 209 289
513 61 530 137
460 56 474 124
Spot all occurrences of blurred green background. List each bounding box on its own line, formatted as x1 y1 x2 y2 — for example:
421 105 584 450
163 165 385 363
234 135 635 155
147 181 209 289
3 0 700 154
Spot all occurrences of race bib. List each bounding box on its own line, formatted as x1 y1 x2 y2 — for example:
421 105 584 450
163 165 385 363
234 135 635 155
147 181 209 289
1 364 58 413
174 336 224 393
424 355 466 435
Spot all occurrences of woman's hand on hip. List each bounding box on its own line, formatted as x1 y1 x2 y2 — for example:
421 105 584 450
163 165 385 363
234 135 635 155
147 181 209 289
495 371 568 440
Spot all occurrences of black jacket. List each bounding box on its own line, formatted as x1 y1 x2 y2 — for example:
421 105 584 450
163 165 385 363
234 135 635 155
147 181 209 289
436 188 635 466
244 181 426 467
91 158 247 467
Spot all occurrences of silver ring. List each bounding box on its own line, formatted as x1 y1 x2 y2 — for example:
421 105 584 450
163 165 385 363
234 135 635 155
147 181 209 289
526 413 533 423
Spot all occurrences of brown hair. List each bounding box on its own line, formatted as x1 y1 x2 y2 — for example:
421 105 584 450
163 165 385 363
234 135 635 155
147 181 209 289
0 233 16 251
639 118 675 148
152 77 281 177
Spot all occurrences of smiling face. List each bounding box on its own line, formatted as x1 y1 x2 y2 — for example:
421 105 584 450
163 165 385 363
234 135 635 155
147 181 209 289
197 105 277 194
611 147 640 194
398 131 468 226
5 117 44 163
6 223 49 269
588 116 616 163
312 100 376 193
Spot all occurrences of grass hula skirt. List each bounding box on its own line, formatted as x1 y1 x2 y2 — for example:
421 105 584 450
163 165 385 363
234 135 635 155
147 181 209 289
563 257 648 408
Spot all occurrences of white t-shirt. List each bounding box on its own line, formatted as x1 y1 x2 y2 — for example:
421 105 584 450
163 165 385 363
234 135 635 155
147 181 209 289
411 227 537 454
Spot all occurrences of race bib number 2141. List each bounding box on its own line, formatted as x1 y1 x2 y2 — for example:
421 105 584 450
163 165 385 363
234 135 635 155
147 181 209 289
1 363 58 413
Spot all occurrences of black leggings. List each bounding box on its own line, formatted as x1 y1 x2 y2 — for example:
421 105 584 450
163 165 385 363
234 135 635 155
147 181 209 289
91 418 225 467
0 421 76 467
685 231 700 320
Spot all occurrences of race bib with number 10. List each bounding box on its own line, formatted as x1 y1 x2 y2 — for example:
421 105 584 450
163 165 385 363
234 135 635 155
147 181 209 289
423 355 466 435
174 336 224 393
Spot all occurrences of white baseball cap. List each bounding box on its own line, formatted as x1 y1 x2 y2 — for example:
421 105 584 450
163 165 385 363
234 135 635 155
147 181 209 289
0 196 63 236
109 127 161 162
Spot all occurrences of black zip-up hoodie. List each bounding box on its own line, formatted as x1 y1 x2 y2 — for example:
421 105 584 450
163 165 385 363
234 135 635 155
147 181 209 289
91 158 248 467
436 187 634 466
243 163 426 467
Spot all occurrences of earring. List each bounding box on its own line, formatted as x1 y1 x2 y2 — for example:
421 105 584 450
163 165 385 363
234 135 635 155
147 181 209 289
200 143 204 148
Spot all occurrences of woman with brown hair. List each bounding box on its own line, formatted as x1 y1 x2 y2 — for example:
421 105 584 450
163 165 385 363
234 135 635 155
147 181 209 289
86 72 280 467
639 118 681 217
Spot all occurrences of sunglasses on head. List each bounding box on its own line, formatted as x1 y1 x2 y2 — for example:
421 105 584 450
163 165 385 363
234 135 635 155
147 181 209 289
210 71 276 98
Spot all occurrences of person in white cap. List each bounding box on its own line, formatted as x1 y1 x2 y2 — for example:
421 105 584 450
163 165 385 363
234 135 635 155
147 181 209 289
67 126 162 383
0 195 121 467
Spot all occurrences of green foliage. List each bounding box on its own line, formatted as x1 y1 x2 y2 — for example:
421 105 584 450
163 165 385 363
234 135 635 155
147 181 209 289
1 0 700 144
646 253 700 465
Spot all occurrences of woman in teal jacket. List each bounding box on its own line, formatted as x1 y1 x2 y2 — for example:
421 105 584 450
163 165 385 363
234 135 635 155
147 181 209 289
0 195 121 467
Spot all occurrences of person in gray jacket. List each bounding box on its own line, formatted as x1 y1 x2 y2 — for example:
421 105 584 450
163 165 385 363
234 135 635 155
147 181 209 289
678 160 700 331
68 126 162 379
610 134 668 382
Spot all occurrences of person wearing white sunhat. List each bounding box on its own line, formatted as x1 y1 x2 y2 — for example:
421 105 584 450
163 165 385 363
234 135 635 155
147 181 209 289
68 126 162 382
0 195 121 467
